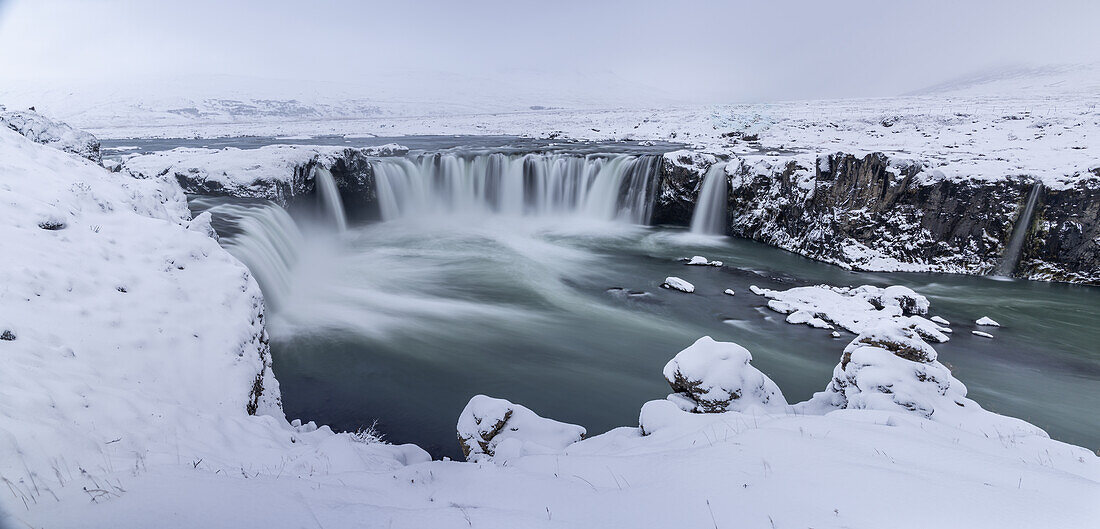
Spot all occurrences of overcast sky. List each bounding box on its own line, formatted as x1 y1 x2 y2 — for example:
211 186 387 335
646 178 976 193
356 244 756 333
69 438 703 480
1 0 1099 104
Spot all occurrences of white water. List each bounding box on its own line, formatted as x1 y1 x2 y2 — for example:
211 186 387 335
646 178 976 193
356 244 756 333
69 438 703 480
373 153 660 224
994 182 1042 277
192 200 304 310
313 166 347 232
689 162 728 235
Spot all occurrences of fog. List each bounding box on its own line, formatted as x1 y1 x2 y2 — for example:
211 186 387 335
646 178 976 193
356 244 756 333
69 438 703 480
1 0 1099 104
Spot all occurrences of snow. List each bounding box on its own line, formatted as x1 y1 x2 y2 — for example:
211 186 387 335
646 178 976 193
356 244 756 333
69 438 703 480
972 330 995 339
3 92 1100 527
684 255 723 266
0 108 101 162
931 315 951 326
751 283 949 342
662 336 787 413
121 143 407 202
0 124 429 524
662 276 695 293
976 316 1002 326
724 288 735 296
456 395 586 463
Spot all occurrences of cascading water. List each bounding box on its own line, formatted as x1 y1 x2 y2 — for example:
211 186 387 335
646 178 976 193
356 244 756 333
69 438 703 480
313 166 347 232
994 182 1043 277
190 199 305 310
689 162 729 235
372 153 661 224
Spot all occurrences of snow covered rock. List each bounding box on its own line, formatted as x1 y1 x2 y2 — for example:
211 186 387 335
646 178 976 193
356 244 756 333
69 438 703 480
814 321 963 418
723 288 735 296
457 395 586 462
976 316 1001 326
662 276 695 293
972 330 994 338
684 255 723 266
0 109 101 162
662 336 787 413
753 283 947 342
931 315 951 325
122 143 404 205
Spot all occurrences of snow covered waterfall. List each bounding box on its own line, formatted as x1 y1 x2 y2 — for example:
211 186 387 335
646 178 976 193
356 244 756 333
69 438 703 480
994 182 1043 276
689 162 728 235
313 166 347 232
372 153 661 224
192 199 304 310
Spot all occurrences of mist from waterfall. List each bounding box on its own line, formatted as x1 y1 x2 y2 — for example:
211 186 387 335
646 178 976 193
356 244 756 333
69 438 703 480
689 162 729 235
372 153 661 224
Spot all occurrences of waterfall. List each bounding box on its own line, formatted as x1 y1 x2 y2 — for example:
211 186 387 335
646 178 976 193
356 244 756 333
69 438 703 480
371 153 661 224
690 162 729 235
994 182 1043 277
194 200 305 310
313 166 347 232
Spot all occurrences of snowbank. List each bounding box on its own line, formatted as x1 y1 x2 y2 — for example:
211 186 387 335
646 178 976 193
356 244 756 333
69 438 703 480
0 108 101 161
456 395 586 463
0 125 426 523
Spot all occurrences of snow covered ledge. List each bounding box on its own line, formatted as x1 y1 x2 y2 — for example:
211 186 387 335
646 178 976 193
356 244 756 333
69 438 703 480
0 126 427 524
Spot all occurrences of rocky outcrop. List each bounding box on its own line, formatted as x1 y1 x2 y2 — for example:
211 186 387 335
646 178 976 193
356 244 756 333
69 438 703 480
652 150 718 226
0 108 101 162
651 150 1099 284
1020 171 1100 284
662 336 787 413
456 395 586 462
121 144 407 217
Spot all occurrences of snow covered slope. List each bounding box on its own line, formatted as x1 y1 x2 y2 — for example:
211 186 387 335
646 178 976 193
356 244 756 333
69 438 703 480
0 125 427 522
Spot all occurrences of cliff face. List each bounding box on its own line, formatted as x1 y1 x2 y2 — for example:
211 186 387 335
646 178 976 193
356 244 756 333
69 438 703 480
652 151 1100 285
1022 171 1100 283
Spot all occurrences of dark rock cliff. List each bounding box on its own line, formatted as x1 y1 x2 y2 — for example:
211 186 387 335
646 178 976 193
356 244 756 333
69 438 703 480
651 151 1099 285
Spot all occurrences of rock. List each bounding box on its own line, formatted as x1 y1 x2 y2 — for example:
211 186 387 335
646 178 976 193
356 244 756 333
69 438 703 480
972 330 994 338
930 316 951 326
0 109 101 162
831 331 842 338
662 277 695 293
456 395 585 462
684 255 723 266
652 150 719 226
975 316 1000 327
662 336 787 413
819 321 965 418
724 289 735 296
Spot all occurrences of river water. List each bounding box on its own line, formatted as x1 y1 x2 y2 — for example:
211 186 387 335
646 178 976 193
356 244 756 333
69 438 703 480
153 137 1099 459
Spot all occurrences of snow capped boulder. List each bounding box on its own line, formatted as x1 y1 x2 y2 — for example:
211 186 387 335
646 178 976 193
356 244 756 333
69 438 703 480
457 395 586 462
662 336 787 413
662 276 695 293
684 255 723 266
876 285 929 315
976 316 1000 327
818 321 964 418
0 109 101 162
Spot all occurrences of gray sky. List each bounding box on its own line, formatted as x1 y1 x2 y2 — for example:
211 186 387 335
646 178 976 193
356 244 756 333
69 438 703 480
1 0 1099 104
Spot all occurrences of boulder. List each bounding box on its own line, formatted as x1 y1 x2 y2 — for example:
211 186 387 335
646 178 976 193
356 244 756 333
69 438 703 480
456 395 585 462
662 336 787 413
0 109 101 162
